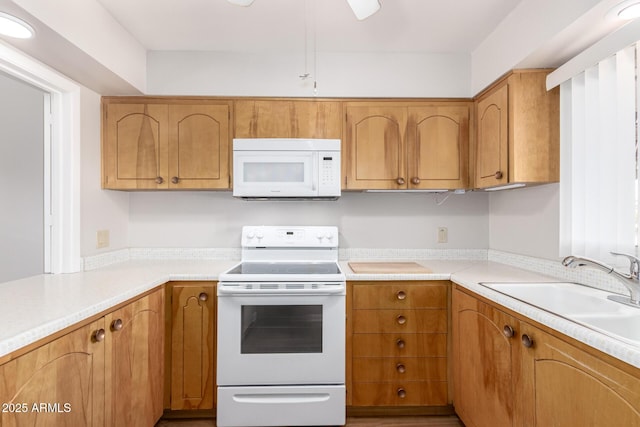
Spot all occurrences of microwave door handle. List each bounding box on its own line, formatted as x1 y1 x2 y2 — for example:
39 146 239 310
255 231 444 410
312 152 318 192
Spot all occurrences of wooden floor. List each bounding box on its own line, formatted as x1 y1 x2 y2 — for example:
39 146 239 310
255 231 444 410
156 416 464 426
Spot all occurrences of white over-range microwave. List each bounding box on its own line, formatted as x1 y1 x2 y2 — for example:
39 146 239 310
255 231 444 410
232 138 341 200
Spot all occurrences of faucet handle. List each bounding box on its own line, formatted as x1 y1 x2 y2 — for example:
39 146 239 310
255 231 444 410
610 252 640 277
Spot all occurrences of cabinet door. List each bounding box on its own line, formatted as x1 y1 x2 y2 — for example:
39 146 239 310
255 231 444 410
167 103 230 189
452 288 520 427
407 105 470 190
521 322 640 427
170 283 216 410
0 320 105 426
105 288 164 427
344 105 407 189
234 100 342 139
103 103 169 189
475 84 508 188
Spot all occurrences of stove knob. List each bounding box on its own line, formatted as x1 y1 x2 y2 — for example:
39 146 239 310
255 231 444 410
246 230 255 240
325 233 334 241
317 232 324 241
255 230 264 240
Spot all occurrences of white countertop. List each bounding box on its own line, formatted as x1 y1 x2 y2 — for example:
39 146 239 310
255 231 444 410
1 257 639 372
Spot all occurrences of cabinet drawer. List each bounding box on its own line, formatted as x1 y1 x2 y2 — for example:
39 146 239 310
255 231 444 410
351 381 448 406
352 333 447 357
353 309 447 333
352 357 447 382
353 283 447 309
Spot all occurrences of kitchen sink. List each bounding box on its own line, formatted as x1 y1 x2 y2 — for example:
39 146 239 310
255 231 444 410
479 281 640 346
571 313 640 346
479 282 627 316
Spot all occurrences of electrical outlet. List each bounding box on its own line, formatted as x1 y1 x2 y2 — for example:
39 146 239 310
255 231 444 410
437 227 448 244
96 229 110 249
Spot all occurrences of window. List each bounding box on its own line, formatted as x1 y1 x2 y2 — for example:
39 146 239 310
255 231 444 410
557 43 638 265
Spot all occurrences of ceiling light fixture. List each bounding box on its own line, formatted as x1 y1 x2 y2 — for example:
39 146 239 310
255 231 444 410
608 0 640 20
226 0 382 20
227 0 255 6
0 12 34 39
346 0 381 20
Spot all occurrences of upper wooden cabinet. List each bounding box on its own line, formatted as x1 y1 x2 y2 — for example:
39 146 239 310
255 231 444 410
344 102 470 190
474 70 559 189
102 98 231 190
234 99 342 139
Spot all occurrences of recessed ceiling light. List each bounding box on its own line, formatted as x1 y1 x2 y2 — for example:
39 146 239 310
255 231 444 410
608 0 640 20
0 12 34 39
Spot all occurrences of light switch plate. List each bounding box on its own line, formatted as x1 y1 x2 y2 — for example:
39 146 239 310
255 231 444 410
96 229 110 249
437 227 448 244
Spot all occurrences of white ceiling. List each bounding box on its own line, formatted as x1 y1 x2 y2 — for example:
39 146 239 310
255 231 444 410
96 0 523 54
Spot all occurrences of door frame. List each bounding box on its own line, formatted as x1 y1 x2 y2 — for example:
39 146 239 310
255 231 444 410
0 41 82 273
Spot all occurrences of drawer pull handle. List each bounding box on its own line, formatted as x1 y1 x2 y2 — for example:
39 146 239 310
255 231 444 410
396 290 406 300
199 292 209 301
92 329 106 342
522 334 534 348
396 363 406 374
503 324 515 338
110 319 123 332
397 388 406 398
410 177 420 185
495 170 503 180
396 177 406 185
171 176 180 184
155 176 164 184
396 339 405 349
396 315 407 325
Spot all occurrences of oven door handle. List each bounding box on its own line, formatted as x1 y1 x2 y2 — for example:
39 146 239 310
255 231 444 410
217 287 345 296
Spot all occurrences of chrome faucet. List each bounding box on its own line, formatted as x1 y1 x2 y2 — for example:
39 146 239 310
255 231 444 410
562 252 640 306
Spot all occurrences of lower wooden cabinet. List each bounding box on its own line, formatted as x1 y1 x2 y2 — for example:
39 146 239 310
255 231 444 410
0 288 164 427
105 288 165 427
169 282 216 410
349 281 450 408
0 320 106 426
453 285 640 427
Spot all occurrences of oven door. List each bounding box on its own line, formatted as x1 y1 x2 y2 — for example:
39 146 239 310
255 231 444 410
217 291 345 385
233 151 318 198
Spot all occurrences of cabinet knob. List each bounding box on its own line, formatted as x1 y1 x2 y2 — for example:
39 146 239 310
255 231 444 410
396 339 406 349
199 292 209 301
396 363 406 374
396 315 407 325
155 176 164 184
495 171 503 180
396 177 406 185
522 334 534 348
92 328 106 342
110 318 123 332
410 177 420 185
171 176 179 184
397 388 407 398
503 324 515 338
396 290 407 300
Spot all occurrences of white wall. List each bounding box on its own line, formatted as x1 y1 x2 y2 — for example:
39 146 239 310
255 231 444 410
128 191 489 249
0 71 44 281
79 88 129 256
147 51 471 98
489 184 560 260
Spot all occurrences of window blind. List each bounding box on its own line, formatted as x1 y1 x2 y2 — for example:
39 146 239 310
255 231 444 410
559 43 637 265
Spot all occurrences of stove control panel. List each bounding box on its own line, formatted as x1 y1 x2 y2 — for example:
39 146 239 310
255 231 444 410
242 226 339 248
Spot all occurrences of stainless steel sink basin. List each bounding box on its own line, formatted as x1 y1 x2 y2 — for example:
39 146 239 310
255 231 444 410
479 281 639 346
